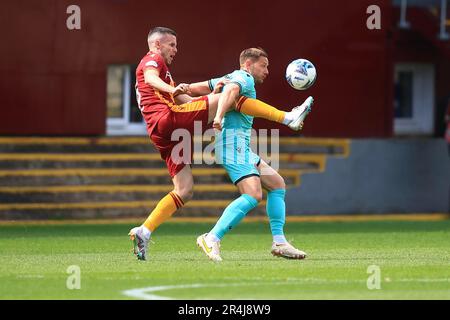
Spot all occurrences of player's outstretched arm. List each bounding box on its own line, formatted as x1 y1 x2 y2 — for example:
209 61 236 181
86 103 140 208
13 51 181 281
144 68 177 94
144 68 190 103
187 80 228 97
185 81 212 97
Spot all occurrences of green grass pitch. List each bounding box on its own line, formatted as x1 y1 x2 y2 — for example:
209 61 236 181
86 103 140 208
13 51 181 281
0 219 449 300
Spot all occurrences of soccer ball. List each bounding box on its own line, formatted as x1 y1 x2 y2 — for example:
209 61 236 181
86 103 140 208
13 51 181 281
285 59 317 90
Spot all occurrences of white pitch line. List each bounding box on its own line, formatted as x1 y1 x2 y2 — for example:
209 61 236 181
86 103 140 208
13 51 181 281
396 278 450 282
122 278 450 300
123 284 206 300
122 282 292 300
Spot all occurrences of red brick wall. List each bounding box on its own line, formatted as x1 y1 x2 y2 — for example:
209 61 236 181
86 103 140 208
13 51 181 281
0 0 428 137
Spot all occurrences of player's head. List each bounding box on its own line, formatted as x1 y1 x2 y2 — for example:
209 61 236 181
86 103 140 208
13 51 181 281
147 27 178 65
239 47 269 84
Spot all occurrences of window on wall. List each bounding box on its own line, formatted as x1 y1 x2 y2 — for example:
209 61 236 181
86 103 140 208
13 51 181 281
106 65 145 135
394 64 435 136
395 71 413 119
106 66 125 119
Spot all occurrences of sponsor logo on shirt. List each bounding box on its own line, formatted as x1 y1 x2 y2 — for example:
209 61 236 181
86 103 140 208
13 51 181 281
145 60 158 68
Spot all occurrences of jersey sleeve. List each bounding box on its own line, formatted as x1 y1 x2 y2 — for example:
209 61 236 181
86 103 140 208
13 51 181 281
209 72 253 95
227 72 251 95
208 77 222 92
142 53 164 73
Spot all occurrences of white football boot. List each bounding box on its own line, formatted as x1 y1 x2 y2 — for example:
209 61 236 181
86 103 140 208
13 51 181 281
129 226 149 261
196 233 222 262
288 96 314 131
271 242 307 260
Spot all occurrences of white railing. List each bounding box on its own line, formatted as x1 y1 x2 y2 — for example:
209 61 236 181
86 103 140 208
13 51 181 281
393 0 449 40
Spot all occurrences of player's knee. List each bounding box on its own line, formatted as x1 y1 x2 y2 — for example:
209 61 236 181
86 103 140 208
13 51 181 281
275 177 286 190
269 176 286 191
247 191 263 203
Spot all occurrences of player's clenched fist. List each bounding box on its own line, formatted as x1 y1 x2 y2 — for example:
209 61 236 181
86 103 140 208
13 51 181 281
212 79 230 94
213 116 223 131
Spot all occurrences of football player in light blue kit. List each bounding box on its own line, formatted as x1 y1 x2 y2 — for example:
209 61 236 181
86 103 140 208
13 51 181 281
196 48 314 262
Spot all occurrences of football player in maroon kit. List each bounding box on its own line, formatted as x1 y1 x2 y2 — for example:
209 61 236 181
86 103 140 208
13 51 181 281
129 27 311 260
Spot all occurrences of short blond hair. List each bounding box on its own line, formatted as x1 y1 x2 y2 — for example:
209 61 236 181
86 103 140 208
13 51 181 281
239 47 268 65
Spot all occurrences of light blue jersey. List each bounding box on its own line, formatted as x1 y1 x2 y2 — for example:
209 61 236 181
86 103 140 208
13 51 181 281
209 70 261 184
209 70 256 129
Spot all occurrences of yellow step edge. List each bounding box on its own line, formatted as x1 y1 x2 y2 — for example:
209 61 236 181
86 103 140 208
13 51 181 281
0 137 152 145
0 153 327 166
0 200 267 211
275 137 350 158
277 154 326 171
0 184 239 193
0 137 99 145
0 169 303 186
0 137 350 160
0 153 165 161
0 168 175 176
0 183 300 193
0 136 350 148
156 213 450 223
0 168 305 177
0 213 447 225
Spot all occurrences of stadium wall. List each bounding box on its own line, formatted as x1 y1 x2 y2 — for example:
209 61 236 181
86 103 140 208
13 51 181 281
286 139 450 215
0 0 396 137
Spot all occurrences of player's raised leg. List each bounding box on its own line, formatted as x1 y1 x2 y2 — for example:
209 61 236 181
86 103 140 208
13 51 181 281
258 160 306 259
205 94 314 131
285 96 314 131
237 96 314 131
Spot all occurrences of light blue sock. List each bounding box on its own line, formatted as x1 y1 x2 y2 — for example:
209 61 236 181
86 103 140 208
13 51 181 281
267 189 286 241
210 194 258 240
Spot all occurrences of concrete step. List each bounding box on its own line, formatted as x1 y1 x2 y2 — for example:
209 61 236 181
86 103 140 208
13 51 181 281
0 200 268 220
0 184 243 202
0 137 350 156
0 153 325 170
0 168 303 186
0 136 348 220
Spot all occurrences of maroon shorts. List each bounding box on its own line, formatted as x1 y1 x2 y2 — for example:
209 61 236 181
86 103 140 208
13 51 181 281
147 96 209 178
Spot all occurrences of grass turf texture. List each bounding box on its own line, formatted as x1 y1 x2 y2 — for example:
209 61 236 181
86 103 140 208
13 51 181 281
0 220 449 300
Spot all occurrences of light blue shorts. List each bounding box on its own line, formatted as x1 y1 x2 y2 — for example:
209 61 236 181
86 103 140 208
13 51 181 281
217 149 261 185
